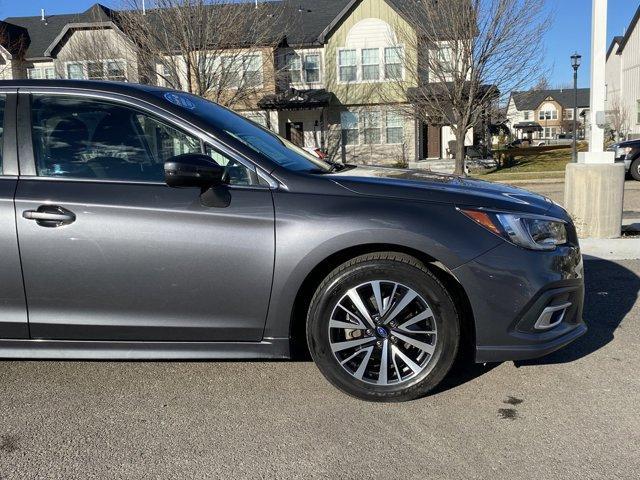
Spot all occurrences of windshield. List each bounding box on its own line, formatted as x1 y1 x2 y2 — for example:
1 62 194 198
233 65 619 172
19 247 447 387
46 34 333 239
156 91 333 173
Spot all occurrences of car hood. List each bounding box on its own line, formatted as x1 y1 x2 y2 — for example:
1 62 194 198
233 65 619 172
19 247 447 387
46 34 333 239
330 166 566 218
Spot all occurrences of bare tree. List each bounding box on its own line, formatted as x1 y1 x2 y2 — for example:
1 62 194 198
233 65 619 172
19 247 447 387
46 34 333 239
120 0 287 109
606 95 630 142
0 22 27 79
390 0 549 175
533 77 551 91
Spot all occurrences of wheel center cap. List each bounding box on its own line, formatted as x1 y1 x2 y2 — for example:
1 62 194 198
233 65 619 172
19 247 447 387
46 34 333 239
375 326 389 338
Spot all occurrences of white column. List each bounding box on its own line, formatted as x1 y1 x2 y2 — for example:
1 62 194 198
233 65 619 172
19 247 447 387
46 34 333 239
565 0 624 238
580 0 614 163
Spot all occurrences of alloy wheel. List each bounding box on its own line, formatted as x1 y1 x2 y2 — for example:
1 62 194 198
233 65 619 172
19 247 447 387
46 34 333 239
328 280 438 386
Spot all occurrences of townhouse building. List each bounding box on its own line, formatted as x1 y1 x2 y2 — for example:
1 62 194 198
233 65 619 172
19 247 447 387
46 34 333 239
506 88 590 141
0 0 471 164
605 5 640 139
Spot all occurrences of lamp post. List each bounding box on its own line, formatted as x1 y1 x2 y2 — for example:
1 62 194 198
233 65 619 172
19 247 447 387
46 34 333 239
571 52 582 162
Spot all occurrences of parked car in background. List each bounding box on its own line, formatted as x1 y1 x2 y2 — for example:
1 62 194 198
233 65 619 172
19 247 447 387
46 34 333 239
506 138 531 148
0 80 586 402
302 146 328 160
610 139 640 180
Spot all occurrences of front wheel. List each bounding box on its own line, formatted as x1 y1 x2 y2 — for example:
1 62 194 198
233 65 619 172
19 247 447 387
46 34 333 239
306 253 460 402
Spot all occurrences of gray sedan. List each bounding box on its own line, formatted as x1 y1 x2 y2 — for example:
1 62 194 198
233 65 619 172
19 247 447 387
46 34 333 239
0 80 585 401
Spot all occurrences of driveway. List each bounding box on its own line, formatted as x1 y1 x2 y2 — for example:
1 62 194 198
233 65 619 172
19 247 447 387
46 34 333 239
1 259 639 479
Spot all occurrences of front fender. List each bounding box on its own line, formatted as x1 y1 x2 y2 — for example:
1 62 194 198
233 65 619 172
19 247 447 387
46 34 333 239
262 191 502 340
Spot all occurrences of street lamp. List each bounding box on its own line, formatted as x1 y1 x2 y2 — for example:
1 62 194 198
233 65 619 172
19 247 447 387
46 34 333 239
571 52 582 162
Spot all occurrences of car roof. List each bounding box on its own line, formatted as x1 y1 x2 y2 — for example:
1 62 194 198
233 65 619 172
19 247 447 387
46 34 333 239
0 79 167 93
617 139 640 147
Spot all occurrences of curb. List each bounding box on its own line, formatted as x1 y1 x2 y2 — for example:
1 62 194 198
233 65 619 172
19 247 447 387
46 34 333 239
495 177 565 185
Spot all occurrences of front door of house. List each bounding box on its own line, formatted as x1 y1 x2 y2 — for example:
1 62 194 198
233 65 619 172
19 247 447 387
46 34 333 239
427 124 442 158
286 122 304 147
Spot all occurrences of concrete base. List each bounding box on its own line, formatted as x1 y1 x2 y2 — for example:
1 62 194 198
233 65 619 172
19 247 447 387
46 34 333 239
564 162 626 238
577 151 615 164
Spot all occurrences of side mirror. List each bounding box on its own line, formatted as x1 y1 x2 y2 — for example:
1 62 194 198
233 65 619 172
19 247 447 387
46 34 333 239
164 153 224 188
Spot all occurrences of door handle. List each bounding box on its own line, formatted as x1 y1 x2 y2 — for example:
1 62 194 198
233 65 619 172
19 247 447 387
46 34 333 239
23 206 76 227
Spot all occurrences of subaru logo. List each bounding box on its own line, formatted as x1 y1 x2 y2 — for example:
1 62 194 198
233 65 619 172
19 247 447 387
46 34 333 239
376 326 389 338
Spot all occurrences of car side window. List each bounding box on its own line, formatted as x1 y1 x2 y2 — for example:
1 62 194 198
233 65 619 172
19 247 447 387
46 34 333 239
30 94 257 185
0 95 5 174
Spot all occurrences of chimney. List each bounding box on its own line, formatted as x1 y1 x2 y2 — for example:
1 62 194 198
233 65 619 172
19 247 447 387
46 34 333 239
41 8 45 21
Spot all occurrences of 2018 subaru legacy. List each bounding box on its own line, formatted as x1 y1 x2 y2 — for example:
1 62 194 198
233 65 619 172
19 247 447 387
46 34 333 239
0 81 585 401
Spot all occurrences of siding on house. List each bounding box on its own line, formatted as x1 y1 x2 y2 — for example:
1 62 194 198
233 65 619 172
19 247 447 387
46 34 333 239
324 0 416 105
605 6 640 138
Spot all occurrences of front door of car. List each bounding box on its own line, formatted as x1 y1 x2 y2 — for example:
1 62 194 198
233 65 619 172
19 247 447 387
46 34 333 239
14 92 275 341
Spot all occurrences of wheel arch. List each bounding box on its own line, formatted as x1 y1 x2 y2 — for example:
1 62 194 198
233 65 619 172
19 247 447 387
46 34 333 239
288 244 476 360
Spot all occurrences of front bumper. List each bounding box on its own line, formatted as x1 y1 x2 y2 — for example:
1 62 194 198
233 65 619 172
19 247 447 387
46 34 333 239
452 241 586 363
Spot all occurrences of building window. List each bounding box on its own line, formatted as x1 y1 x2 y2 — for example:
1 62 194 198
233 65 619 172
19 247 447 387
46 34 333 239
220 56 241 87
284 52 321 84
304 54 321 83
341 111 359 145
220 54 262 88
27 66 55 79
159 63 179 88
384 47 403 80
563 109 574 120
523 111 530 120
67 63 84 80
539 108 558 120
285 53 302 83
106 60 126 81
386 111 404 144
363 110 381 144
339 49 357 82
542 127 558 138
66 60 126 81
361 48 380 81
87 61 103 80
243 54 263 87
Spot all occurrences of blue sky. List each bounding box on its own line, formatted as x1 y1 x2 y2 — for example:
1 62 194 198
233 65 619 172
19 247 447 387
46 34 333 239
1 0 638 89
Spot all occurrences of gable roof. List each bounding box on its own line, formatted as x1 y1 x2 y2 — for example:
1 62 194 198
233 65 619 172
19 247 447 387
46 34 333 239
606 35 624 60
317 0 450 43
0 20 29 57
510 88 590 111
618 4 640 53
3 3 117 60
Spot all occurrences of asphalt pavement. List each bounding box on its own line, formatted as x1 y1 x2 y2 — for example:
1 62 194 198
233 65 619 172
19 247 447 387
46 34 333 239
0 259 639 479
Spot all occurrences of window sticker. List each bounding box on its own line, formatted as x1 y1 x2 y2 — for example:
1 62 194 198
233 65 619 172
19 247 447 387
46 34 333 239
164 92 196 110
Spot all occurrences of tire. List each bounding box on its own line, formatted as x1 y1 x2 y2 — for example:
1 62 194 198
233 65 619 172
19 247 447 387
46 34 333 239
630 159 640 181
306 252 460 402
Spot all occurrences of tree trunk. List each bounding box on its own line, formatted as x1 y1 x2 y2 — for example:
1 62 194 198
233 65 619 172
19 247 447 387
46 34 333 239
454 127 466 176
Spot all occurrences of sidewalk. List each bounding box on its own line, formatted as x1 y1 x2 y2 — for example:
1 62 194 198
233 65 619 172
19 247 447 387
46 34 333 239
581 238 640 260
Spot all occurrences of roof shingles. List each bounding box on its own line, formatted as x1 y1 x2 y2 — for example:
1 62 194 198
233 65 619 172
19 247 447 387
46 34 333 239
511 88 590 111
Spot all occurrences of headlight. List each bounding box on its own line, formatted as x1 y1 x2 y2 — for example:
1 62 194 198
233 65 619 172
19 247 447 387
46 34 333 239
460 209 567 251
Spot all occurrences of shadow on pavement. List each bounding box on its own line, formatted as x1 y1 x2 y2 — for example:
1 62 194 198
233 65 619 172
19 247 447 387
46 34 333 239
517 259 640 366
434 259 639 393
